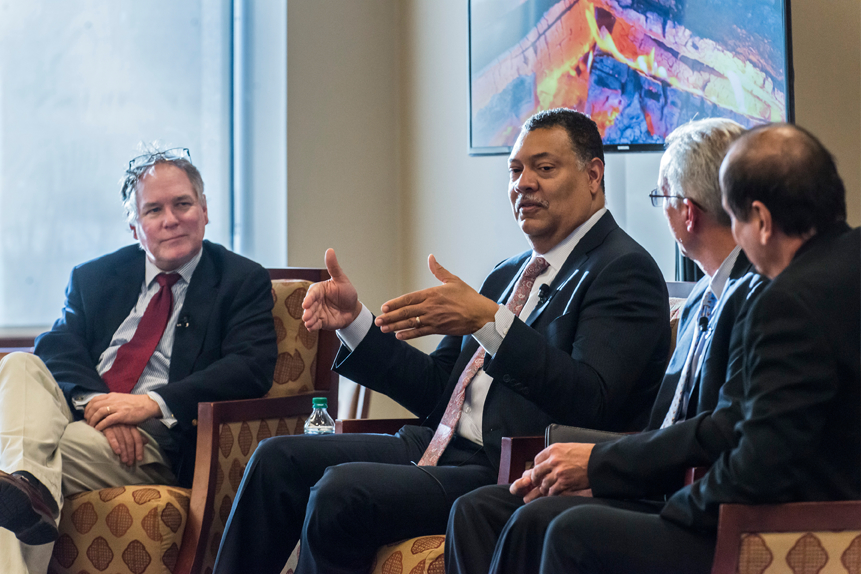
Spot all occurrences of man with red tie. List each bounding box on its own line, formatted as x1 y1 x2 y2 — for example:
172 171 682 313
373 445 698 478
0 148 277 574
213 109 670 574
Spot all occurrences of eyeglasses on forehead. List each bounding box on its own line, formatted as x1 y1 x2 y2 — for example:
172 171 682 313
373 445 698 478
128 147 191 172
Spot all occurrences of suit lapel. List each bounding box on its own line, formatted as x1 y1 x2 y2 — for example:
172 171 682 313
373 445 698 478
105 250 147 336
523 212 618 326
168 243 219 382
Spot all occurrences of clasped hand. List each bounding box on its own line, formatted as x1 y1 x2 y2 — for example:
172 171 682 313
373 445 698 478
375 254 500 341
510 442 595 502
84 392 161 466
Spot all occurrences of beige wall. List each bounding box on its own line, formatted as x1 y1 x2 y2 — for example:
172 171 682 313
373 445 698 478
287 0 861 419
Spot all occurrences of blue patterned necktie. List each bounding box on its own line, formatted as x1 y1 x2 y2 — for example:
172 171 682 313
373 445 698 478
661 289 718 428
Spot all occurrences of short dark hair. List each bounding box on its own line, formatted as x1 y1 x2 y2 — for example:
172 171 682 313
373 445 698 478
521 108 605 190
721 124 846 236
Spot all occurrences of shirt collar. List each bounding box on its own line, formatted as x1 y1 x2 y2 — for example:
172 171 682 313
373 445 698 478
708 244 742 300
534 208 608 274
144 247 203 288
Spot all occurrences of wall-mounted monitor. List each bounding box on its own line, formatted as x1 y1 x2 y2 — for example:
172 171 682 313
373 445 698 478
469 0 794 154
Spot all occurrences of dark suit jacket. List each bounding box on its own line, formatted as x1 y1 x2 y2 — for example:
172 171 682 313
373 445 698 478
662 225 861 532
588 252 766 499
34 240 278 486
335 211 670 471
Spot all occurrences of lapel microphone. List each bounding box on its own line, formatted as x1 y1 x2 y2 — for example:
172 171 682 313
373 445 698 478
698 316 709 332
537 284 552 305
176 315 190 329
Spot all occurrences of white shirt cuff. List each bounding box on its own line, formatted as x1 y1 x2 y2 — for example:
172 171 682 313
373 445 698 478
147 391 178 428
336 304 374 352
472 305 514 356
72 391 103 411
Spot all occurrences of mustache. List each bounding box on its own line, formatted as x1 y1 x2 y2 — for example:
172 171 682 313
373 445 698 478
515 194 549 211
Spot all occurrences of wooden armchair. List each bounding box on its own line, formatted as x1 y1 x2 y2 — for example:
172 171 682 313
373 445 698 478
48 268 339 574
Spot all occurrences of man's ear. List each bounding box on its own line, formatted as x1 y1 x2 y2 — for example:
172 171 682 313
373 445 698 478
130 224 138 240
684 199 699 233
587 158 604 196
750 200 773 245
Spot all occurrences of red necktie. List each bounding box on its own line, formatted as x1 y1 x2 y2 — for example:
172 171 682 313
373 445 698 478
418 257 549 466
102 273 181 394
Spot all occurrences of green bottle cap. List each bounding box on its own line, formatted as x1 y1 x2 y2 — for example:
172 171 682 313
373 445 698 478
312 397 328 408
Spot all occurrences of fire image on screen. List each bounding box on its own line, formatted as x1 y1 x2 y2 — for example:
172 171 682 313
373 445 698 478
469 0 789 151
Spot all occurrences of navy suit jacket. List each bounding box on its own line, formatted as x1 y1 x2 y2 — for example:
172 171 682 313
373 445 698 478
588 253 767 499
34 240 277 486
662 225 861 532
335 211 670 471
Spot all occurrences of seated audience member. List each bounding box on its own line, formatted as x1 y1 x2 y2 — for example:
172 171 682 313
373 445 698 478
446 117 766 574
485 123 858 574
212 109 670 574
0 148 277 574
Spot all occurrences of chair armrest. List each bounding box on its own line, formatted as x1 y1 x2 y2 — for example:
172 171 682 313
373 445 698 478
335 418 419 434
175 392 328 574
497 436 544 484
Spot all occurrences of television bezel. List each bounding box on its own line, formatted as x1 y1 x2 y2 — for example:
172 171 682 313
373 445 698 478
467 0 796 156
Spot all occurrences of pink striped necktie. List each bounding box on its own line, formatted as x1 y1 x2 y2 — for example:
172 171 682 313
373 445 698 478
101 273 181 394
418 256 550 466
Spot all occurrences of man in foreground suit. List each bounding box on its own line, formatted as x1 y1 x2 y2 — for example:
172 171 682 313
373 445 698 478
446 117 764 574
0 148 277 574
481 123 858 574
212 109 670 574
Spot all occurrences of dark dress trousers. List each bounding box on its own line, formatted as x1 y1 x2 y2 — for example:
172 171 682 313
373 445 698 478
502 225 858 574
212 211 671 574
446 254 764 574
33 240 278 487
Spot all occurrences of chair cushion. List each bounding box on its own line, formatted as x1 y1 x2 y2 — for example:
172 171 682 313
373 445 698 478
49 485 190 574
371 536 446 574
738 530 861 574
267 280 318 398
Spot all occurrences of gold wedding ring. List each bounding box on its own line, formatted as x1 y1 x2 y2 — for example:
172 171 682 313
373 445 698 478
106 406 111 413
415 316 422 328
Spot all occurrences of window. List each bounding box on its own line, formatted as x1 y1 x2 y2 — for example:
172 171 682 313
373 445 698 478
0 0 286 327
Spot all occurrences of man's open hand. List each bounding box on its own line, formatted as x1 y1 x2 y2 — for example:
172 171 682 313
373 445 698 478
375 255 499 341
302 248 362 332
85 392 162 431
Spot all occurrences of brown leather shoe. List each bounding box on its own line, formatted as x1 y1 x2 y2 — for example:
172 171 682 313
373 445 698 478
0 470 59 545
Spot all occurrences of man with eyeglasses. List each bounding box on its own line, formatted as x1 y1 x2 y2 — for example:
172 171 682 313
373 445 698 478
0 148 277 574
446 118 768 574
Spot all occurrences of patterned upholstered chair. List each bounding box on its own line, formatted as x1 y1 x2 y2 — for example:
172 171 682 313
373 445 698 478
712 501 861 574
48 268 339 574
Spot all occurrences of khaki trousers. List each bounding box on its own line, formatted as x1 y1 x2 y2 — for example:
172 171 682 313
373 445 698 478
0 353 175 574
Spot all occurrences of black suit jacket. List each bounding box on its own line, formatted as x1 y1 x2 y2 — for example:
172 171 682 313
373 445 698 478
662 225 861 532
34 240 278 486
335 212 670 471
588 252 766 498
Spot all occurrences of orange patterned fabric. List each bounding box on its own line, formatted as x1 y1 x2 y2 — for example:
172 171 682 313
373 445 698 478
49 486 190 574
739 531 861 574
371 536 446 574
267 280 318 398
198 416 307 573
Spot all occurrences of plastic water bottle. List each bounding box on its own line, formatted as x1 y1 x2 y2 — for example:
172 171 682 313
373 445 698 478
304 397 335 435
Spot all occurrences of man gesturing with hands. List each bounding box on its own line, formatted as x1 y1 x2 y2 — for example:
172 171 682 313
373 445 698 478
213 108 670 574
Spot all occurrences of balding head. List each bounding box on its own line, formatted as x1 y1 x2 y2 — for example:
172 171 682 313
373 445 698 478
720 124 846 236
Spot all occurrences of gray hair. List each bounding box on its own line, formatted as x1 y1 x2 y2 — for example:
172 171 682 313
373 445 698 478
660 118 746 227
120 147 204 225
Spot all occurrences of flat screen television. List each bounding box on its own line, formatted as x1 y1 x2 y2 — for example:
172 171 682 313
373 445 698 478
468 0 794 154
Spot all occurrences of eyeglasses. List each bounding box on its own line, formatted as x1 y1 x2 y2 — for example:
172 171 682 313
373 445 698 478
648 189 706 211
128 147 191 171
